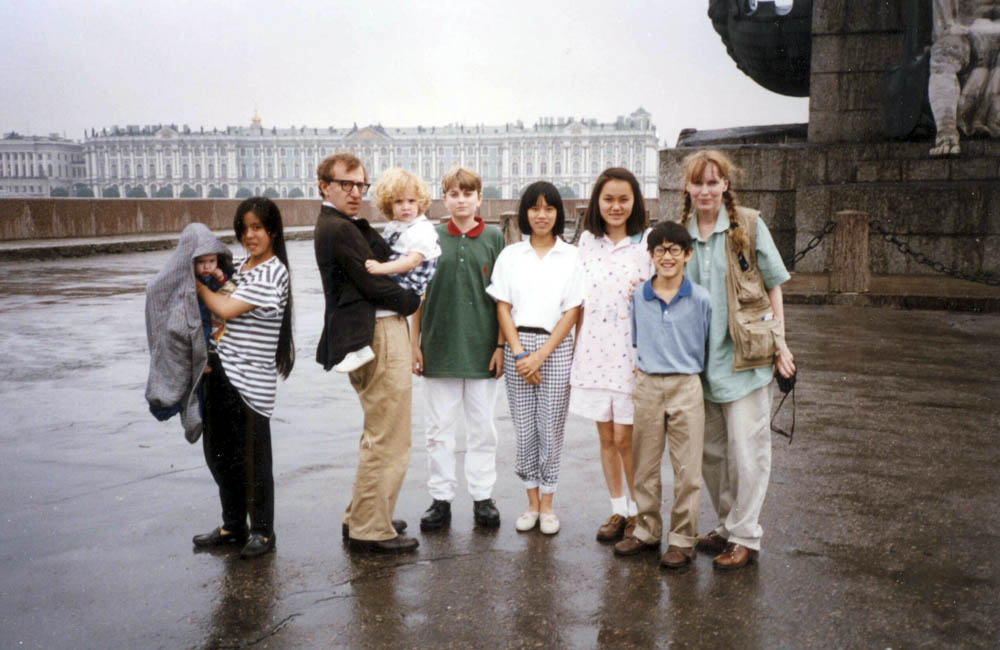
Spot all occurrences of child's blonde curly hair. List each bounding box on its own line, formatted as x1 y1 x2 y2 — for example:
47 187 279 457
373 168 432 219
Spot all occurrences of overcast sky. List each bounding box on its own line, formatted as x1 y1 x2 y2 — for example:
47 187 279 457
0 0 808 146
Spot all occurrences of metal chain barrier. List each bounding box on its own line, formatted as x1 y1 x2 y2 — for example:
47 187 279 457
784 218 998 286
784 219 836 266
869 219 1000 287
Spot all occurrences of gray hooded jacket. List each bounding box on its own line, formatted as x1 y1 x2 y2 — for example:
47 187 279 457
145 223 232 443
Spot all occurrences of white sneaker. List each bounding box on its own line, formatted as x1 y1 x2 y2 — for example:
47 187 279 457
515 511 540 532
334 346 375 373
539 513 560 535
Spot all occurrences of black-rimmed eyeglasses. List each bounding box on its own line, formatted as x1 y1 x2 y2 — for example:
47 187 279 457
327 178 370 193
652 244 685 258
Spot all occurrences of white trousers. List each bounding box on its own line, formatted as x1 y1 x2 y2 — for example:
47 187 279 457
701 384 772 551
423 377 499 502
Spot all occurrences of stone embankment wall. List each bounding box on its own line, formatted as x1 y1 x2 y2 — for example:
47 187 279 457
0 198 652 241
659 141 1000 277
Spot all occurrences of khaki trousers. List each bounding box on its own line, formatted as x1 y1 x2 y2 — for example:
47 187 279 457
631 371 705 548
344 315 412 541
702 384 772 551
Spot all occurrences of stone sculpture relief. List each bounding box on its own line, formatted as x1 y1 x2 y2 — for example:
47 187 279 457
929 0 1000 155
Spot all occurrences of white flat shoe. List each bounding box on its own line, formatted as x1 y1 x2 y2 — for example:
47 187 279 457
539 513 560 535
515 511 540 532
334 347 375 373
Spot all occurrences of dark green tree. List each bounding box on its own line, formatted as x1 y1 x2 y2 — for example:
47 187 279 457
557 184 577 199
50 187 69 197
180 185 198 198
126 186 148 198
263 187 280 198
207 187 226 198
102 185 120 198
235 187 252 198
73 184 94 197
287 187 304 198
482 186 501 199
155 186 174 198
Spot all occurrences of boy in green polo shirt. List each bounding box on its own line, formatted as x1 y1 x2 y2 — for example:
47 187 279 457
412 167 507 531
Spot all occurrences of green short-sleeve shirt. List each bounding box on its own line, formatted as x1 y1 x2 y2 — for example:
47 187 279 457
420 218 506 378
685 206 790 403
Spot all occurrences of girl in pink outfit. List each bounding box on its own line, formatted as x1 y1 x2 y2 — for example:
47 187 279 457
568 168 653 544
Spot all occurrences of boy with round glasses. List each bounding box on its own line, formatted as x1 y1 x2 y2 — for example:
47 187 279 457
613 221 711 569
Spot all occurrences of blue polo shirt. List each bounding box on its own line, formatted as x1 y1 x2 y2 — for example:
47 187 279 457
630 276 712 375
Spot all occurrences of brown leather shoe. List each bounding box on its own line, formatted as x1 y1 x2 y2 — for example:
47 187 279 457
695 531 728 554
712 542 758 570
613 535 660 556
624 515 637 538
596 514 627 542
348 534 419 554
660 545 695 569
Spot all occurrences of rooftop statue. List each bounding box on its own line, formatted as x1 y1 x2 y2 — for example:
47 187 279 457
929 0 1000 155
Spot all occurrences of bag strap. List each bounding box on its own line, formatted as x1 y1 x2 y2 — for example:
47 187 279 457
728 207 759 271
770 383 795 443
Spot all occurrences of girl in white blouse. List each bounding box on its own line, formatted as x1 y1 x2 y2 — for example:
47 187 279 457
487 182 583 535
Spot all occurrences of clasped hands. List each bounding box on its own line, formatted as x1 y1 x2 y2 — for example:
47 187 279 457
514 350 543 385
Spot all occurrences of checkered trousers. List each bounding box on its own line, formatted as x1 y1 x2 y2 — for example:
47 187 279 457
503 331 574 493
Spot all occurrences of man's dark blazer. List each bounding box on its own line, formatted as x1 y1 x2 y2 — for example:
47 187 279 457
314 204 421 370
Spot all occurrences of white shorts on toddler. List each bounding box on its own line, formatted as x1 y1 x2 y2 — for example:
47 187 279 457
568 386 634 425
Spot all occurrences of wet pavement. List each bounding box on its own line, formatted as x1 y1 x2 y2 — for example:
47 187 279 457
0 240 998 649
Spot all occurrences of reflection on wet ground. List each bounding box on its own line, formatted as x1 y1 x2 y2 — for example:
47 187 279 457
0 240 998 649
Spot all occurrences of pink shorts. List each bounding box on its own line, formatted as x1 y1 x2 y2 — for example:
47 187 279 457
568 386 634 425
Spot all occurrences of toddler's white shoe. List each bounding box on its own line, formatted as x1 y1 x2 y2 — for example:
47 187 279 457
539 513 560 535
334 346 375 373
515 511 540 532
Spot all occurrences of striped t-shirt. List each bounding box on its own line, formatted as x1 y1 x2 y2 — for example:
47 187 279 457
217 255 289 417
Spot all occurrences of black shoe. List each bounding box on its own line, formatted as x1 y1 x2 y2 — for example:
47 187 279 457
420 500 452 531
348 534 419 554
240 532 276 558
342 519 408 539
192 526 247 548
473 498 501 528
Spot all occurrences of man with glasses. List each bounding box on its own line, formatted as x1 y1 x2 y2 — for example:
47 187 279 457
314 153 421 553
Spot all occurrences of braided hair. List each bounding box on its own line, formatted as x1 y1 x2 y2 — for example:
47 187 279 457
678 150 748 254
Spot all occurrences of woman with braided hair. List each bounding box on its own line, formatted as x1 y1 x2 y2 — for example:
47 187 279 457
680 150 795 570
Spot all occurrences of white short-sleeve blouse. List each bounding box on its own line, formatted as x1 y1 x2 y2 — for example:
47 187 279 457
486 237 583 333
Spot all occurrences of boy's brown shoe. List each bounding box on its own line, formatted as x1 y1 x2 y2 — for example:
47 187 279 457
613 535 660 556
660 545 695 569
695 531 728 555
596 514 627 542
